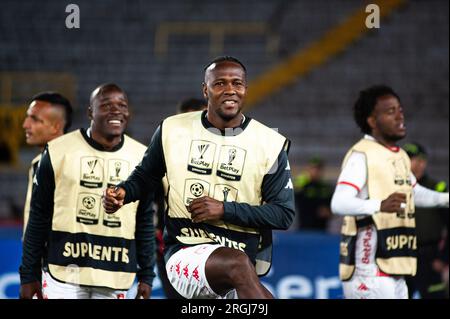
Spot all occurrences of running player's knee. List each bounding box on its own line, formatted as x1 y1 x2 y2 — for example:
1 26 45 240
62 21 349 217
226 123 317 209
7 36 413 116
226 251 255 285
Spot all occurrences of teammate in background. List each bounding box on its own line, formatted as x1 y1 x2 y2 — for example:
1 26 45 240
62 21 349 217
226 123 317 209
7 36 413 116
403 142 449 298
19 84 155 299
103 56 295 299
331 85 449 299
155 97 206 299
22 92 73 234
294 156 333 232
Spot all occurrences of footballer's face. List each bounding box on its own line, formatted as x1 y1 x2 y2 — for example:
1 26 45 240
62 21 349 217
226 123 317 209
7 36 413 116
89 89 129 139
368 94 406 144
203 61 247 127
22 100 63 147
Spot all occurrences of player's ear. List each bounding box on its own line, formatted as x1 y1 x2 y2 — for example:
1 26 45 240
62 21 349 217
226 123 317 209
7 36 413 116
367 115 376 131
87 106 93 120
202 82 208 100
53 121 63 134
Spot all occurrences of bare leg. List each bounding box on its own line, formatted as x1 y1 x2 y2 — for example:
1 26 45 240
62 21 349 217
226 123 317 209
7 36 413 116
205 247 273 299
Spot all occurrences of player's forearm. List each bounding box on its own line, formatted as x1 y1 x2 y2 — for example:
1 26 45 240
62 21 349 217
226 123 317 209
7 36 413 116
20 213 51 284
135 235 156 287
331 184 381 216
122 126 166 203
223 201 294 229
135 196 156 286
414 183 450 208
121 165 153 203
222 149 294 229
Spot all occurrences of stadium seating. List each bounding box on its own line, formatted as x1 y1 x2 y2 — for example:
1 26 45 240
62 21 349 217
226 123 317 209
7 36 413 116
0 0 447 219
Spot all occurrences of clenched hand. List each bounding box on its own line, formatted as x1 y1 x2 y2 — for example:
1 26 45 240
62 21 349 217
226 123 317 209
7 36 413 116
188 196 224 223
20 281 43 299
380 192 407 213
102 186 126 214
135 282 152 299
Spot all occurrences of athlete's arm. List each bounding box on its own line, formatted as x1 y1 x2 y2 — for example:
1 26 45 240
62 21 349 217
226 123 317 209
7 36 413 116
121 125 166 204
414 183 449 208
330 152 380 216
331 185 381 216
19 147 55 297
134 192 156 299
220 149 295 230
103 125 167 213
330 151 406 216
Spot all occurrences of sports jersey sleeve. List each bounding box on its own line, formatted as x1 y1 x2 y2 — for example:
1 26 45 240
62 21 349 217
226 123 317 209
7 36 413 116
414 183 449 208
121 125 166 203
135 192 156 287
222 149 295 229
336 151 367 191
331 151 381 216
19 147 55 284
23 155 41 239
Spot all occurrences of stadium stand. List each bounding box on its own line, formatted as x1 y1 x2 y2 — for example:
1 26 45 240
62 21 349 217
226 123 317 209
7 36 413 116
0 0 448 221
